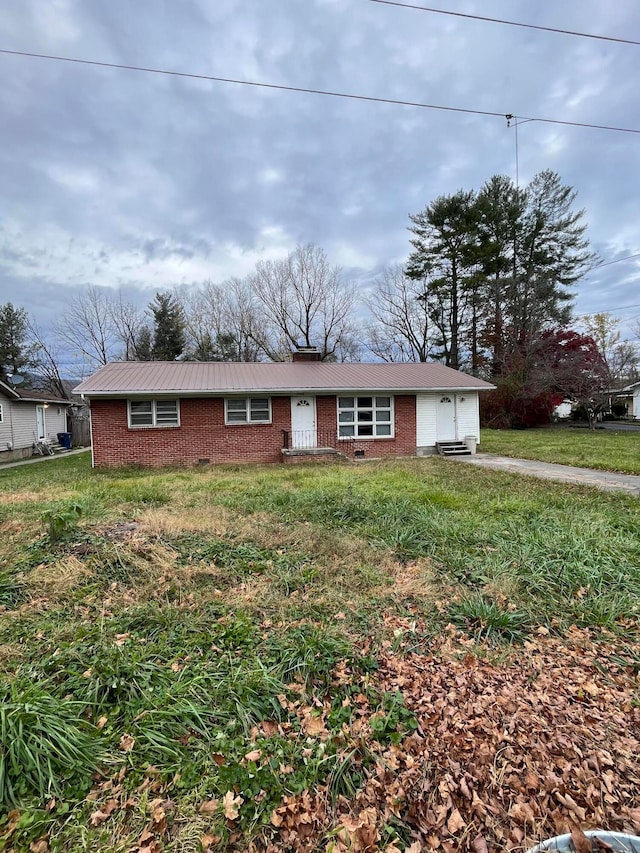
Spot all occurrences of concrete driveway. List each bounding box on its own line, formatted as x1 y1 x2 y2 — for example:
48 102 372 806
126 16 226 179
450 453 640 497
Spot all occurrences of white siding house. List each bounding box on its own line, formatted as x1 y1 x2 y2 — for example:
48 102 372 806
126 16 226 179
617 381 640 420
0 381 70 462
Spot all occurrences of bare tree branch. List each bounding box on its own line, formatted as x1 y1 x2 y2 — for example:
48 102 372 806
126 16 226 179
27 319 67 398
250 244 356 361
365 265 433 362
56 285 119 367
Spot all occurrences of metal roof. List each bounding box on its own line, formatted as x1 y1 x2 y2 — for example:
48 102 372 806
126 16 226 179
74 361 495 396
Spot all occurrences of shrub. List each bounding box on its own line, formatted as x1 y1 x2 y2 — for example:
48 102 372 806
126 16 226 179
42 503 82 543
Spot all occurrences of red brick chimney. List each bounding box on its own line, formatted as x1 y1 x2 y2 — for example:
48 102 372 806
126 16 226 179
292 347 322 363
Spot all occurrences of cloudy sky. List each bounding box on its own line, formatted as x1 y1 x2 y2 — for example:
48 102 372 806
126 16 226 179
1 0 639 361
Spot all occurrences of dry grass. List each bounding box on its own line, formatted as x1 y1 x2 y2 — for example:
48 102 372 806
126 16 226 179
138 505 235 537
373 555 437 602
0 490 46 505
25 556 92 599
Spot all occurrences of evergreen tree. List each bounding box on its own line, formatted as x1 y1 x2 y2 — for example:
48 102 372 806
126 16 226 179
0 302 33 383
475 175 526 375
133 325 153 361
510 170 593 345
149 293 185 361
406 171 594 378
406 190 480 370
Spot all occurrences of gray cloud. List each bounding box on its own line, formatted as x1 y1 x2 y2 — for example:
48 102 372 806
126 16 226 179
0 0 638 343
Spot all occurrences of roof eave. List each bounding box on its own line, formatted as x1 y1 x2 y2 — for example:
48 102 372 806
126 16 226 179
78 385 496 397
0 379 21 399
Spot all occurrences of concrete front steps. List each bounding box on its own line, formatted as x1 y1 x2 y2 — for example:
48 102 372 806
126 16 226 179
436 441 472 457
281 447 348 464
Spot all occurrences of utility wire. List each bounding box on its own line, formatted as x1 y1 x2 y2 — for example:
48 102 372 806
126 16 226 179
1 47 640 135
591 252 640 270
366 0 640 47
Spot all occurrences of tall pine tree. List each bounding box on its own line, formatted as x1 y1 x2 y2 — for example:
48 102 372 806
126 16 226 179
406 190 480 370
0 303 33 383
149 293 185 361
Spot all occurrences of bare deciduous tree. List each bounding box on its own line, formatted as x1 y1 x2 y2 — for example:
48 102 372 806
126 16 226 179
57 285 119 367
176 278 264 361
365 265 433 362
581 312 639 386
27 319 67 398
110 293 147 361
250 244 356 361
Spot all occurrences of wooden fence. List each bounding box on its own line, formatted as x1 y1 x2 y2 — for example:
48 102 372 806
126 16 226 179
71 417 91 447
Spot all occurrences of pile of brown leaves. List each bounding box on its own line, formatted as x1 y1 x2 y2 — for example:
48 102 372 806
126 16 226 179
254 622 640 853
20 622 638 853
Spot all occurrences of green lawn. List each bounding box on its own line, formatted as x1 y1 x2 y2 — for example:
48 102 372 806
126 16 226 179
1 454 639 851
481 424 640 474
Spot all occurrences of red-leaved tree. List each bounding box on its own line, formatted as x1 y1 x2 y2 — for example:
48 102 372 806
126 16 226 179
481 328 609 429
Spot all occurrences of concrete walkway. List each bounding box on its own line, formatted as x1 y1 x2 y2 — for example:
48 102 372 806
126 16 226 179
0 447 90 471
450 453 640 497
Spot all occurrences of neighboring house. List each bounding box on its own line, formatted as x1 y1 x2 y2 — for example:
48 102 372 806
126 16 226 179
553 398 574 420
0 380 71 462
75 350 495 468
618 381 640 419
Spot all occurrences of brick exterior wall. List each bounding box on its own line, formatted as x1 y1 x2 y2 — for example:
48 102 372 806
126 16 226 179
90 394 418 467
316 395 416 459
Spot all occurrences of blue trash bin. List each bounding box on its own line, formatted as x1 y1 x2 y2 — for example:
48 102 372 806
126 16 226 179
57 432 72 450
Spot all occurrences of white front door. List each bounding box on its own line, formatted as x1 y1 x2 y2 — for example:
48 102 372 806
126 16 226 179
36 405 46 440
290 396 317 448
436 395 456 441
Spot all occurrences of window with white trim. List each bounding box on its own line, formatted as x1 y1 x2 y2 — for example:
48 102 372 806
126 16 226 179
0 402 3 424
128 399 179 427
338 396 393 438
225 397 271 424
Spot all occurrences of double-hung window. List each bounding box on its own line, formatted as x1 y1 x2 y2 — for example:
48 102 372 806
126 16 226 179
338 396 393 438
225 397 271 424
128 399 179 427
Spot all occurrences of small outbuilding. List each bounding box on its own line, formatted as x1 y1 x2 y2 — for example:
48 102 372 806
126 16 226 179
74 351 495 468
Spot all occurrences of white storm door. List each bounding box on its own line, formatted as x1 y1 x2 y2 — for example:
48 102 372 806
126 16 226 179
436 395 456 441
36 405 46 440
290 396 317 448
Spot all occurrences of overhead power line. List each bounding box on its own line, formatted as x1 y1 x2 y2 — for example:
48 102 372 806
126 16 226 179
591 252 640 270
1 47 640 135
366 0 640 47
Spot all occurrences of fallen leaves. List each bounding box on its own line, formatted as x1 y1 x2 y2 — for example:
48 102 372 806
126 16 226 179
250 623 640 852
199 799 220 816
300 707 327 737
90 798 119 826
119 733 135 752
244 749 262 762
571 826 593 853
222 791 244 821
75 621 640 853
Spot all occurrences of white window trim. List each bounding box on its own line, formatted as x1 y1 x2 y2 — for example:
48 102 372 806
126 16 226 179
0 402 3 424
127 399 180 428
337 395 395 439
224 397 272 425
